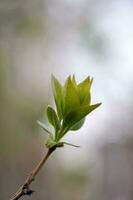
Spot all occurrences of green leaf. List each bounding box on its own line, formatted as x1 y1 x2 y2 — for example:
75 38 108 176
37 120 53 135
78 76 92 105
51 75 63 120
63 103 102 130
63 76 80 116
70 118 85 130
72 74 77 87
47 106 60 132
46 137 57 148
62 142 80 147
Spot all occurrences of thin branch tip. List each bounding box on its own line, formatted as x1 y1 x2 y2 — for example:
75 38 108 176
9 147 56 200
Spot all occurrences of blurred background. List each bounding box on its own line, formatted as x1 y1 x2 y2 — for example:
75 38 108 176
0 0 133 199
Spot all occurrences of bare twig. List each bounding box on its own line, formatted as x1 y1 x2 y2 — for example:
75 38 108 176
9 146 57 200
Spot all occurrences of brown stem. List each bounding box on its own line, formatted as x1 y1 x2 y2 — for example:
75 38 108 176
9 146 56 200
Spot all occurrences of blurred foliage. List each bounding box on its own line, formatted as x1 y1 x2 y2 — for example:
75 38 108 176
0 49 47 158
0 51 9 93
15 16 42 37
59 168 89 190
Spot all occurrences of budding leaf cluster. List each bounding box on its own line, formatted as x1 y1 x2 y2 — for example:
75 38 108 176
37 75 101 148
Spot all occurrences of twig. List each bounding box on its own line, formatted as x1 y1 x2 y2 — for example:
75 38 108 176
9 145 57 200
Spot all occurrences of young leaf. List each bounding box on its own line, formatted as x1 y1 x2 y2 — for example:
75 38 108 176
51 75 63 120
63 103 102 130
63 76 80 116
72 74 77 87
47 106 60 132
62 142 80 147
37 120 53 135
46 137 57 148
78 76 92 105
70 118 85 131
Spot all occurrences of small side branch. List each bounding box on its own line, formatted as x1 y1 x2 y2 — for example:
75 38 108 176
9 146 57 200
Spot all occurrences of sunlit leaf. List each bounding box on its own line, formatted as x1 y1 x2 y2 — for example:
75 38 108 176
51 75 63 120
63 103 102 130
78 76 92 105
72 74 77 87
70 118 85 130
47 106 60 132
63 76 80 116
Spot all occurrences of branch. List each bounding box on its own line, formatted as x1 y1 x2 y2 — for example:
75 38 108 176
9 145 57 200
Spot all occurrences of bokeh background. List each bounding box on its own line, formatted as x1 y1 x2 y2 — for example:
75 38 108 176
1 0 133 199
